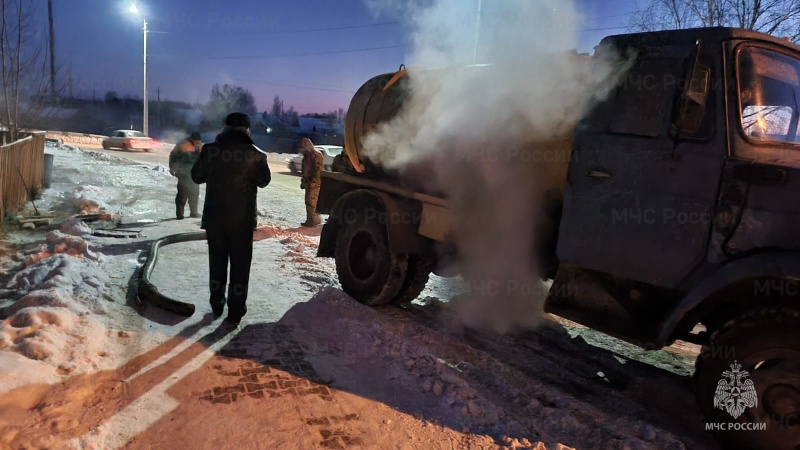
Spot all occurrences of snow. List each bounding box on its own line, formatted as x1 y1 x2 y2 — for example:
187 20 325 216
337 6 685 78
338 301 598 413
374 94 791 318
59 218 93 236
0 144 341 394
0 144 718 449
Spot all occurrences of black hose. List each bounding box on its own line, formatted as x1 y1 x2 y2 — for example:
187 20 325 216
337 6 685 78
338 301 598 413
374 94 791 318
137 231 207 316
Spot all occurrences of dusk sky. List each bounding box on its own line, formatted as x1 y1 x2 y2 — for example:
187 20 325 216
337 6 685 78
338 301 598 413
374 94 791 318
54 0 639 114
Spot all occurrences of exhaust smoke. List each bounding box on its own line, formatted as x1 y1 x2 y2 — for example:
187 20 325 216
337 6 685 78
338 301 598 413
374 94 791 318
363 0 629 333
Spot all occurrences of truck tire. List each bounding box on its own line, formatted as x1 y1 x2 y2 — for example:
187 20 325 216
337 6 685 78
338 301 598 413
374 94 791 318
335 210 407 306
391 255 434 306
694 307 800 450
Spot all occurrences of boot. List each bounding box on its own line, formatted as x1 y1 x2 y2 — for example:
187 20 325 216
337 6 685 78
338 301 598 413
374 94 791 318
176 204 184 220
301 205 321 227
188 192 201 218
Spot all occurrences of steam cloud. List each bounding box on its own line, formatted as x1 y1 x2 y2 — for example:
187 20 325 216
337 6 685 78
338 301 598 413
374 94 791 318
363 0 629 333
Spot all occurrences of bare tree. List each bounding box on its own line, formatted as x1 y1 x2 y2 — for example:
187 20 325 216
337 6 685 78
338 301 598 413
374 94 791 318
632 0 800 41
0 0 61 140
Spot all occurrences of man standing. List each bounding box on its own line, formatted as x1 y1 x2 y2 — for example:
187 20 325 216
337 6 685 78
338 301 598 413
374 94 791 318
169 131 203 219
298 137 324 227
191 113 271 324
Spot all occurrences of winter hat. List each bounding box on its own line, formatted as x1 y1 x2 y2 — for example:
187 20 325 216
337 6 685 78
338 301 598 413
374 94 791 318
298 137 315 152
190 132 202 141
225 112 250 128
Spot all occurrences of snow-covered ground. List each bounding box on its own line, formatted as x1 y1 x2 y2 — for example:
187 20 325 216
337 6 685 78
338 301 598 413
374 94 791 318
0 144 717 449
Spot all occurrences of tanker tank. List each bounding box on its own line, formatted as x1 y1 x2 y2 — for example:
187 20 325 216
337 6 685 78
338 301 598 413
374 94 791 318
337 61 582 200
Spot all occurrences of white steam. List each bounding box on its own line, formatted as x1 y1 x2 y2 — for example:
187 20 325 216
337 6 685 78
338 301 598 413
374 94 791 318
362 0 630 333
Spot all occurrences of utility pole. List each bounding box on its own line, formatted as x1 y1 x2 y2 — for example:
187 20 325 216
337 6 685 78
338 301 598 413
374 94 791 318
472 0 482 64
142 19 149 136
48 0 56 98
157 86 163 131
67 59 73 98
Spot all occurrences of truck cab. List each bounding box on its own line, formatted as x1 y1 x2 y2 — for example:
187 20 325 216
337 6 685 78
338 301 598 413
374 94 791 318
317 27 800 449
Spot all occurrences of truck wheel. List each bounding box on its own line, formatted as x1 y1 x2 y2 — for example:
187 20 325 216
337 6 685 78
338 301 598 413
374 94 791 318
391 255 434 305
335 210 407 306
694 307 800 450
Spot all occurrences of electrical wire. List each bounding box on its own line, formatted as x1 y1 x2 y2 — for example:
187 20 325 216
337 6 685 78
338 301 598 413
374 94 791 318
192 44 401 60
232 77 355 94
205 21 400 36
584 11 637 22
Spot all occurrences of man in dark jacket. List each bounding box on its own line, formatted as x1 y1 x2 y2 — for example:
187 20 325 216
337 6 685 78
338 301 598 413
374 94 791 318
169 131 203 219
191 113 271 324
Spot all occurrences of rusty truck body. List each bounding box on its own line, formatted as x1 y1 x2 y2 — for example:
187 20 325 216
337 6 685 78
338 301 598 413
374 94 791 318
315 27 800 449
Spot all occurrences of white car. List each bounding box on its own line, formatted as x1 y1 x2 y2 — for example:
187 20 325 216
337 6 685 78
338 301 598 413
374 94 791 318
286 145 343 174
102 130 157 152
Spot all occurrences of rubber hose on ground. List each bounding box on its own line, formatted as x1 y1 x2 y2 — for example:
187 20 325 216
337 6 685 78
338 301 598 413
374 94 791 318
137 231 207 316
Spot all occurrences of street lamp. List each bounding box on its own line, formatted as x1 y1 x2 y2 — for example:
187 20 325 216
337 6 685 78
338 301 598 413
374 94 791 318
129 3 148 136
472 0 482 64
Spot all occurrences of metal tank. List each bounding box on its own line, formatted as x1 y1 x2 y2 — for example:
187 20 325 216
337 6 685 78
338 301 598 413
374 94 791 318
343 66 412 174
341 63 576 198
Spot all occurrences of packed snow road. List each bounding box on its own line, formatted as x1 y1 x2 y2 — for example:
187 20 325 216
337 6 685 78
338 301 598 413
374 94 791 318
0 144 717 449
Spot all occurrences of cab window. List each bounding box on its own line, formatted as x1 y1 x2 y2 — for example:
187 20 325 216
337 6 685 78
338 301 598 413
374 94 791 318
607 57 682 137
738 46 800 144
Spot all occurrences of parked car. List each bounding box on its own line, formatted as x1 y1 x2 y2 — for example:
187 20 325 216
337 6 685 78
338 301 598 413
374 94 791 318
286 145 343 174
102 130 156 152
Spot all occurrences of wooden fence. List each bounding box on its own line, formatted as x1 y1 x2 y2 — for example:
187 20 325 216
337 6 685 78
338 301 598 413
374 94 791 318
0 132 45 224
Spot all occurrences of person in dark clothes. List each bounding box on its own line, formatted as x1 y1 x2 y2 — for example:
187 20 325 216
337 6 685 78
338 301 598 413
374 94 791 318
298 137 324 227
191 112 271 324
169 131 203 219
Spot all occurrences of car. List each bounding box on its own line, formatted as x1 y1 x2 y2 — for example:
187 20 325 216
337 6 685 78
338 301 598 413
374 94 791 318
316 145 344 170
287 153 303 174
102 130 156 152
286 145 343 174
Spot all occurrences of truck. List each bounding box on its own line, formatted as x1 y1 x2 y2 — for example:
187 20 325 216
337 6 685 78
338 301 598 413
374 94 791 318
315 27 800 450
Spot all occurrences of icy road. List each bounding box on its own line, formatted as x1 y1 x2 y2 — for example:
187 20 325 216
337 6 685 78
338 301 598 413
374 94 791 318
0 144 718 449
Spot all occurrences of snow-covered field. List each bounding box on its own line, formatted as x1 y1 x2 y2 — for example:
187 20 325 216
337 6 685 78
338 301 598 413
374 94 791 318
0 144 717 449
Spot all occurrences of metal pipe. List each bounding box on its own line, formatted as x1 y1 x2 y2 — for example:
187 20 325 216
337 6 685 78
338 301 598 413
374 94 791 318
137 231 206 316
321 170 449 208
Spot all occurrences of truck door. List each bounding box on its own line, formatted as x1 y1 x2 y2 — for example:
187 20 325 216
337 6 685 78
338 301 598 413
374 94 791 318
556 45 724 289
717 43 800 258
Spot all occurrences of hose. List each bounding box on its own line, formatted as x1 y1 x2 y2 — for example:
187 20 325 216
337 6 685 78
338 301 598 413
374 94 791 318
137 231 207 316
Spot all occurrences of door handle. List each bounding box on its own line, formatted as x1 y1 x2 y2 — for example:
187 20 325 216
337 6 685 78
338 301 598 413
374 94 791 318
587 169 612 178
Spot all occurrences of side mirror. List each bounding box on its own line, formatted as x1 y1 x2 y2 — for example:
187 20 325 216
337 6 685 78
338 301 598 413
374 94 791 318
672 64 710 136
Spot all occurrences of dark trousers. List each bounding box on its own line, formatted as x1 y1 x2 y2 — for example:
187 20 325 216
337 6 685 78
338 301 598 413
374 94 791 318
176 175 200 218
206 227 254 319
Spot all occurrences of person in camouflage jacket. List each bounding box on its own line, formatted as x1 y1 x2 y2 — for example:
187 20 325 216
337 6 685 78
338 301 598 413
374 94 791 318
298 137 324 227
169 132 203 219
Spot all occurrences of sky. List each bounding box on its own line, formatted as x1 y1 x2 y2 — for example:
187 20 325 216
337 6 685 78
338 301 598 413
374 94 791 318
51 0 640 114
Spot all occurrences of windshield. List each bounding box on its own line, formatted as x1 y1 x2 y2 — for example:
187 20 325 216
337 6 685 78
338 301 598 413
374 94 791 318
739 46 800 144
129 131 146 137
319 146 343 155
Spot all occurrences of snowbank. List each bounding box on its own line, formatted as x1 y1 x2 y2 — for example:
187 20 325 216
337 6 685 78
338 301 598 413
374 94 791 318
0 247 124 390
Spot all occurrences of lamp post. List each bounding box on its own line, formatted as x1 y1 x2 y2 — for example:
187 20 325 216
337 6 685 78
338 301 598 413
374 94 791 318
472 0 482 64
129 4 148 136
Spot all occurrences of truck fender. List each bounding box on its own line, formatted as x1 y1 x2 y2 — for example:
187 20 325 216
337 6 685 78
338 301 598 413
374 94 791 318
317 188 428 258
656 250 800 347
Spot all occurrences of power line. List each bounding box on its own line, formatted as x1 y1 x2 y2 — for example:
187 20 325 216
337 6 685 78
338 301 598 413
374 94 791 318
584 11 638 22
233 77 355 94
192 44 401 60
206 21 400 36
578 25 630 32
